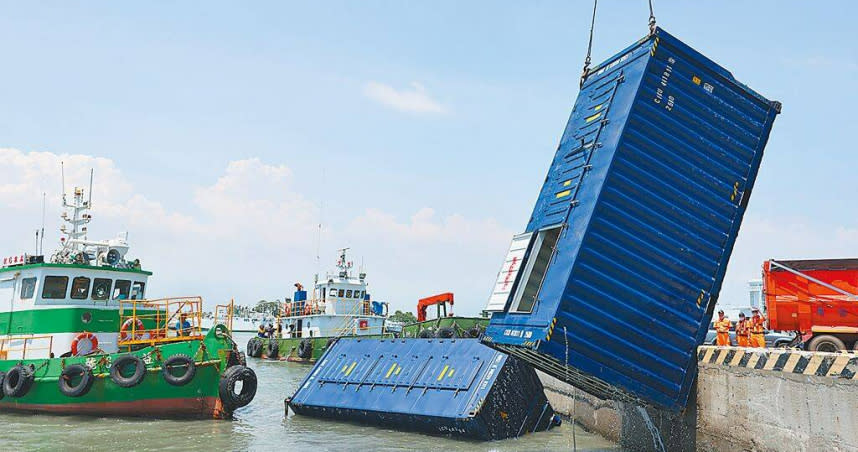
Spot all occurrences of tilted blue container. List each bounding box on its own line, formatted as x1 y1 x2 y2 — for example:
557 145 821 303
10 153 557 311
482 28 781 412
287 338 558 440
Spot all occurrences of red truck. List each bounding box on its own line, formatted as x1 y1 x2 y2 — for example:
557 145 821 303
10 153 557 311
764 259 858 351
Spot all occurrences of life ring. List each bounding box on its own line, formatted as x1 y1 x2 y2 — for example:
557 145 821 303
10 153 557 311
110 354 146 388
219 365 257 411
120 318 147 341
161 354 196 386
71 332 99 356
58 364 94 397
3 365 35 398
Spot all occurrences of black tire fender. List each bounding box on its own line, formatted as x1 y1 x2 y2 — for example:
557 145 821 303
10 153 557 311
228 349 247 367
325 337 337 350
465 326 482 338
110 354 147 388
4 365 35 398
246 338 258 357
266 340 280 359
417 329 433 339
162 354 196 386
219 365 257 411
249 339 263 358
58 363 94 397
0 371 5 401
297 338 313 359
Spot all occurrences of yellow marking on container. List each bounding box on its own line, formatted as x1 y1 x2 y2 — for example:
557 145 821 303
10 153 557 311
555 190 571 199
385 362 398 378
437 365 450 381
804 354 824 375
692 76 701 85
594 103 603 111
447 369 455 377
341 364 348 373
344 361 357 376
782 353 801 373
562 180 572 187
827 355 851 377
395 365 402 375
585 112 602 123
729 350 745 367
746 353 760 369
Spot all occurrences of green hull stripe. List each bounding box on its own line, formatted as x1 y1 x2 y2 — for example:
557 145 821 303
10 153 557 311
0 307 157 335
0 262 151 276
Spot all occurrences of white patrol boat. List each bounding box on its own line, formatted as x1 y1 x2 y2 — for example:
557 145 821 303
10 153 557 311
245 248 390 362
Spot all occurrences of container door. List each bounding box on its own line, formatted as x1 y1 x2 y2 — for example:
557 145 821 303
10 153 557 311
485 232 532 312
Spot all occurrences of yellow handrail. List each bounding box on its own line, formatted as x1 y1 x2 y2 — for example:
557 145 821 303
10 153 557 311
118 296 204 347
213 299 235 331
0 335 54 360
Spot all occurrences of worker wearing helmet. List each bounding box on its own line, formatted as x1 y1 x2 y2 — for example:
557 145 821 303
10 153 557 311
735 312 750 347
749 308 766 348
714 310 732 346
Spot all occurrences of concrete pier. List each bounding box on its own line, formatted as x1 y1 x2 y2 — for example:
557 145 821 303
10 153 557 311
540 347 858 452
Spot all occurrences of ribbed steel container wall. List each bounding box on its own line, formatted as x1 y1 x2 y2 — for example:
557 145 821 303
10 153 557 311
482 28 781 412
287 338 557 440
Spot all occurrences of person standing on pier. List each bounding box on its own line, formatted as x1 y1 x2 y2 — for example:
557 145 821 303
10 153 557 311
715 310 732 346
735 312 751 347
749 308 767 348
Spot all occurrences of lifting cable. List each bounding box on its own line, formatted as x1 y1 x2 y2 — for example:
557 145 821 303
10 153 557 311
579 0 658 88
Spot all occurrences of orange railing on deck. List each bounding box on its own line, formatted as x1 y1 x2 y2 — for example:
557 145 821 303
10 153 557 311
213 299 235 332
118 296 204 347
0 335 54 360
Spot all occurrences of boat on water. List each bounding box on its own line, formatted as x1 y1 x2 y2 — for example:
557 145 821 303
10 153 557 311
202 310 274 333
0 180 256 418
398 292 489 338
247 248 390 363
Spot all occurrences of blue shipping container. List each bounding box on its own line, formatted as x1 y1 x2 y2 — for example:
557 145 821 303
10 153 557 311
482 28 781 412
287 338 558 440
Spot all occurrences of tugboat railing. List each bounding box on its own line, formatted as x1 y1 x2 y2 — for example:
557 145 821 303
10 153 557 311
118 296 205 347
0 334 54 360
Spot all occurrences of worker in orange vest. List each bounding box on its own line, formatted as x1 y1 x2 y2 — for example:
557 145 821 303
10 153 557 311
735 312 751 347
749 307 766 348
714 310 732 346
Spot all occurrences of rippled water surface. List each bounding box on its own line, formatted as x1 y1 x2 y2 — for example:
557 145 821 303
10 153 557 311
0 333 619 451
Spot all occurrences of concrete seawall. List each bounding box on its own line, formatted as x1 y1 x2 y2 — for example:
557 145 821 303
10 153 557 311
539 347 858 452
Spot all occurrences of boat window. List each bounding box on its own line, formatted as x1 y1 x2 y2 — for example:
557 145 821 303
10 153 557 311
130 281 145 300
321 288 326 300
42 276 69 299
346 289 353 298
113 280 131 300
91 278 111 301
70 277 91 299
20 277 37 299
357 290 364 299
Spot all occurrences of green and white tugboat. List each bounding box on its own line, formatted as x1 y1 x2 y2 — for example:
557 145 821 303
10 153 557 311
0 179 256 418
247 248 390 363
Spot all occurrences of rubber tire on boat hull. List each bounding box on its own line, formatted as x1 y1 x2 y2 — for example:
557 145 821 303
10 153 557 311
219 365 257 411
266 340 279 359
4 365 35 398
59 364 94 397
417 329 433 338
0 371 5 400
465 326 482 338
228 349 247 367
110 354 147 388
162 354 196 386
247 338 263 358
325 338 337 350
297 338 313 360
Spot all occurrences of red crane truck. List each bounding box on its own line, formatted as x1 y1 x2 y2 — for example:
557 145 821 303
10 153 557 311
763 258 858 351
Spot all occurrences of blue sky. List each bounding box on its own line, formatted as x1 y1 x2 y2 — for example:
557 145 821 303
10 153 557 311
1 1 856 314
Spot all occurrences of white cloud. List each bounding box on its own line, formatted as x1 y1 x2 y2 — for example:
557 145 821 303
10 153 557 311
362 81 446 114
0 148 506 315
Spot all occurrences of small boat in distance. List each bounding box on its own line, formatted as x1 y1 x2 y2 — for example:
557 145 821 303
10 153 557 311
247 248 390 363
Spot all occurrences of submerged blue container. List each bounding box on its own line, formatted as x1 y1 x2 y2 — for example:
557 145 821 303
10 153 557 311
482 28 780 412
287 338 558 440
